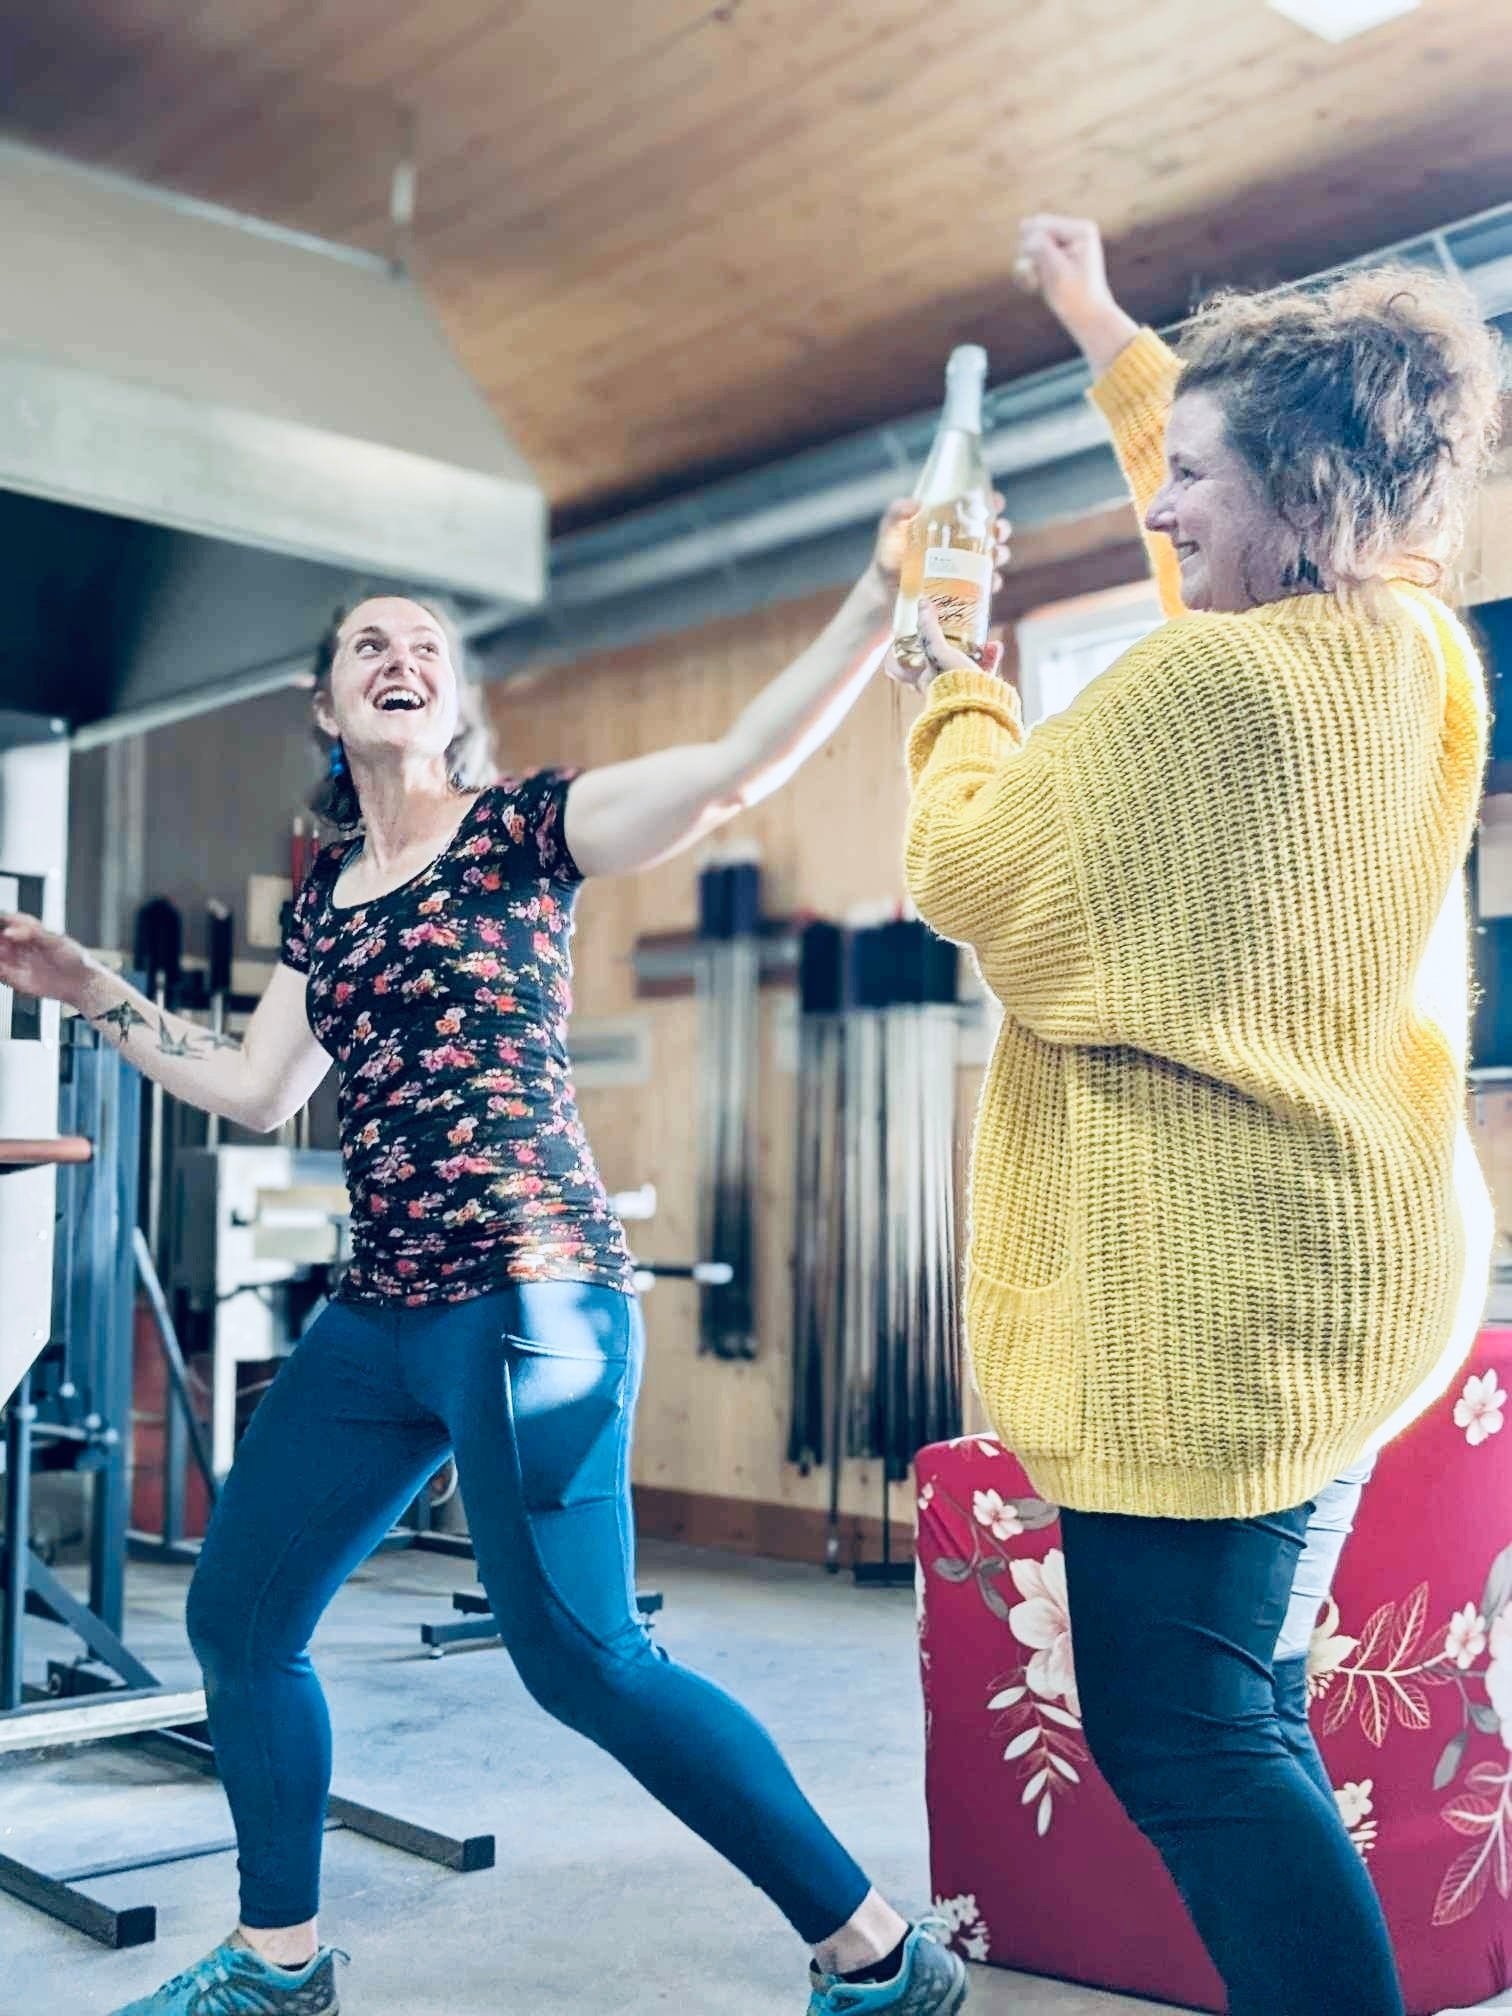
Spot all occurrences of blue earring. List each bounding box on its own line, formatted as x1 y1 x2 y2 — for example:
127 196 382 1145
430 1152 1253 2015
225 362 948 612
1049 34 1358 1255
328 741 347 781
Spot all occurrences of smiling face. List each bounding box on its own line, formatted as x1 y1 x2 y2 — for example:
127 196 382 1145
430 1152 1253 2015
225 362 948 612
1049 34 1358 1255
1145 390 1306 614
316 597 463 763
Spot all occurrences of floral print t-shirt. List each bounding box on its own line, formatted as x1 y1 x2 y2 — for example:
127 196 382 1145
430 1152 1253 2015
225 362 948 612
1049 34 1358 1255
281 769 635 1306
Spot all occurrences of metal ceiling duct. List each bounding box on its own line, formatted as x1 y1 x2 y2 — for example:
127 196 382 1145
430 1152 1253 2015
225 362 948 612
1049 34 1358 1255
0 138 546 737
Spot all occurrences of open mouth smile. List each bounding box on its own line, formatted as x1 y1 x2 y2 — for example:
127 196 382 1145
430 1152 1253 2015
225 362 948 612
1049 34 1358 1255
373 685 427 713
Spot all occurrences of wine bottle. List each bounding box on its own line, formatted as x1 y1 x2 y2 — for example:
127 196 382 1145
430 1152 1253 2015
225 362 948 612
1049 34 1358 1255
893 344 994 672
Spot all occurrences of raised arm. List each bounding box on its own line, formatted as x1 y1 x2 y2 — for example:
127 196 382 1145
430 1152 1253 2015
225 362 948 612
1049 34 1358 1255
1017 214 1186 618
563 499 1010 879
0 913 330 1131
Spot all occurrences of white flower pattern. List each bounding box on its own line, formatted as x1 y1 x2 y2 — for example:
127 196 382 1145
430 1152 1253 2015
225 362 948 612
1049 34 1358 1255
1335 1780 1379 1860
1008 1550 1079 1718
932 1893 991 1963
972 1489 1023 1544
1486 1609 1512 1750
1454 1370 1508 1447
1445 1604 1489 1672
1336 1779 1374 1829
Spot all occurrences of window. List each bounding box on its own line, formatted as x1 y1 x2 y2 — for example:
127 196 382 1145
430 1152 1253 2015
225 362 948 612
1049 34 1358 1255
1015 579 1164 728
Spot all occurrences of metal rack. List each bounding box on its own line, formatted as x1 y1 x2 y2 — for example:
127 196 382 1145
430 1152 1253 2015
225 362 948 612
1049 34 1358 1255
2 1027 143 1712
0 1024 496 1949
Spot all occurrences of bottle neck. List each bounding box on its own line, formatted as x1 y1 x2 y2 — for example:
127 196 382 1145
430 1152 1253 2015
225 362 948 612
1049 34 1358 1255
941 368 984 437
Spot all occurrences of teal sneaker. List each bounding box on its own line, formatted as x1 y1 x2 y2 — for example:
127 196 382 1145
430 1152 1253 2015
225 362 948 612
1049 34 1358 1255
109 1933 345 2015
807 1919 968 2014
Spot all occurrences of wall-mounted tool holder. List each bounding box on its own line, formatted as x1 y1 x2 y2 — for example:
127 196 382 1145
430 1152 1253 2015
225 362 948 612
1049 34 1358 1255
789 913 965 1583
693 852 763 1360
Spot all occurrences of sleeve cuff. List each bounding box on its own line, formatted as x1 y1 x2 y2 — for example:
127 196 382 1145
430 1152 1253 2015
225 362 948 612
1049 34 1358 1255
907 667 1025 785
1088 327 1182 427
920 665 1024 728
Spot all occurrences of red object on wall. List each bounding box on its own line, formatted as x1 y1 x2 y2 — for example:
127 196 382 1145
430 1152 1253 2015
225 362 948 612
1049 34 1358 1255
128 1298 212 1542
916 1328 1512 2016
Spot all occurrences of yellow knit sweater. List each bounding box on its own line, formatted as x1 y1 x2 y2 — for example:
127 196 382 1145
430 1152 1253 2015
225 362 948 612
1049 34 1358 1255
906 328 1493 1520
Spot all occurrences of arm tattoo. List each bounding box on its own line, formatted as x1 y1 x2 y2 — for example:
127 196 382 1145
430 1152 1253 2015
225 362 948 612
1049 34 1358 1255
93 996 241 1063
194 1029 243 1054
94 999 148 1044
155 1020 196 1058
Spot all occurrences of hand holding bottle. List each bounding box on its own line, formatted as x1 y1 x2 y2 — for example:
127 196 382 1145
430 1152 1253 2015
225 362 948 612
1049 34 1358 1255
1015 215 1139 377
885 600 1006 695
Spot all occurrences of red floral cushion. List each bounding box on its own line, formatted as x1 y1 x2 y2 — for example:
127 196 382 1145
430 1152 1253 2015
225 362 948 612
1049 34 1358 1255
916 1327 1512 2015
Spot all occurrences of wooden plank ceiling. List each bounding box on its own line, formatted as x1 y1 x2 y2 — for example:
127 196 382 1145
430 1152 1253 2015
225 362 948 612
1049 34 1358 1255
2 0 1511 526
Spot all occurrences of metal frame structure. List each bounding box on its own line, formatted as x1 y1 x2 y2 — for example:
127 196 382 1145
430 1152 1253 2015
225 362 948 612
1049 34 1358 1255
1 1021 143 1709
0 1023 497 1950
0 1714 493 1951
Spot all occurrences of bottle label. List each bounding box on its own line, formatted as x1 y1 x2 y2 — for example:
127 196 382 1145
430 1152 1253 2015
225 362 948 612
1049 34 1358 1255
923 546 991 588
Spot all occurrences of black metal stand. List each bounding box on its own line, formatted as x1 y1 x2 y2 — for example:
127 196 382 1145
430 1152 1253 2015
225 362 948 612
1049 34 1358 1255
136 1728 495 1874
852 1470 915 1588
0 1531 160 1695
422 1584 664 1657
0 1846 158 1950
2 1374 37 1711
0 1712 496 1950
408 1531 476 1559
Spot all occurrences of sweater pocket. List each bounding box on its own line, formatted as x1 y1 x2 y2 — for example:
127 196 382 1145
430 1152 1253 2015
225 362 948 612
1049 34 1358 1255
965 1263 1085 1463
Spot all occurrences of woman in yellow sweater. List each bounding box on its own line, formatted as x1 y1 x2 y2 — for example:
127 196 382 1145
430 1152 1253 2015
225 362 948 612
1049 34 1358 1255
899 214 1502 2016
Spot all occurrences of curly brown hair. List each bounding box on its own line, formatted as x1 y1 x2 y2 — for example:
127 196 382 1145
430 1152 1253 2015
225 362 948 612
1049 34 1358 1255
1176 263 1504 592
308 595 497 830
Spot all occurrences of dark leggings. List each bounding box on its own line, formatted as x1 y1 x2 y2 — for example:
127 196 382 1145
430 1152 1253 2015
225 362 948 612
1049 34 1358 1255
185 1282 871 1940
1060 1503 1405 2016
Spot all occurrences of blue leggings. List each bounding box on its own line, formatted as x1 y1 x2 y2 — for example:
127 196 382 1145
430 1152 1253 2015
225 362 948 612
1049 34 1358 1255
1061 1496 1404 2016
185 1283 871 1939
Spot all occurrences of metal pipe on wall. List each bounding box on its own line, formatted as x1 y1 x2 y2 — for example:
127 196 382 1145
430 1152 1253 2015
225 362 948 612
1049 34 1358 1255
132 898 182 1278
696 853 762 1360
203 901 233 1153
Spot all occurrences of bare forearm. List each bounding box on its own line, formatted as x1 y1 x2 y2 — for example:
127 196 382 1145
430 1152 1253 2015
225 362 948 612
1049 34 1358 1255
722 568 892 802
74 967 265 1126
1069 300 1141 378
563 562 898 876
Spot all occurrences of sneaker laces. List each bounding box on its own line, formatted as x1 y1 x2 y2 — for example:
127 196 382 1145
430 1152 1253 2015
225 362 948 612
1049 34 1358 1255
156 1950 236 2000
156 1942 348 2015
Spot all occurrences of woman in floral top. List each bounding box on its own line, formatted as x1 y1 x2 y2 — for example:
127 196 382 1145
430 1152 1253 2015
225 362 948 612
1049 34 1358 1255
283 767 638 1306
1 496 1005 2016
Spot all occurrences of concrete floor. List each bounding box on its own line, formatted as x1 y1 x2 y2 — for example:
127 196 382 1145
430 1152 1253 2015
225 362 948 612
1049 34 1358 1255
2 1539 1505 2016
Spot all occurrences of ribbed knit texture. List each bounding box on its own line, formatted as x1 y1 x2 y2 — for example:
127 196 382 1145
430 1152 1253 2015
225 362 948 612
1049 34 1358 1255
905 328 1492 1520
